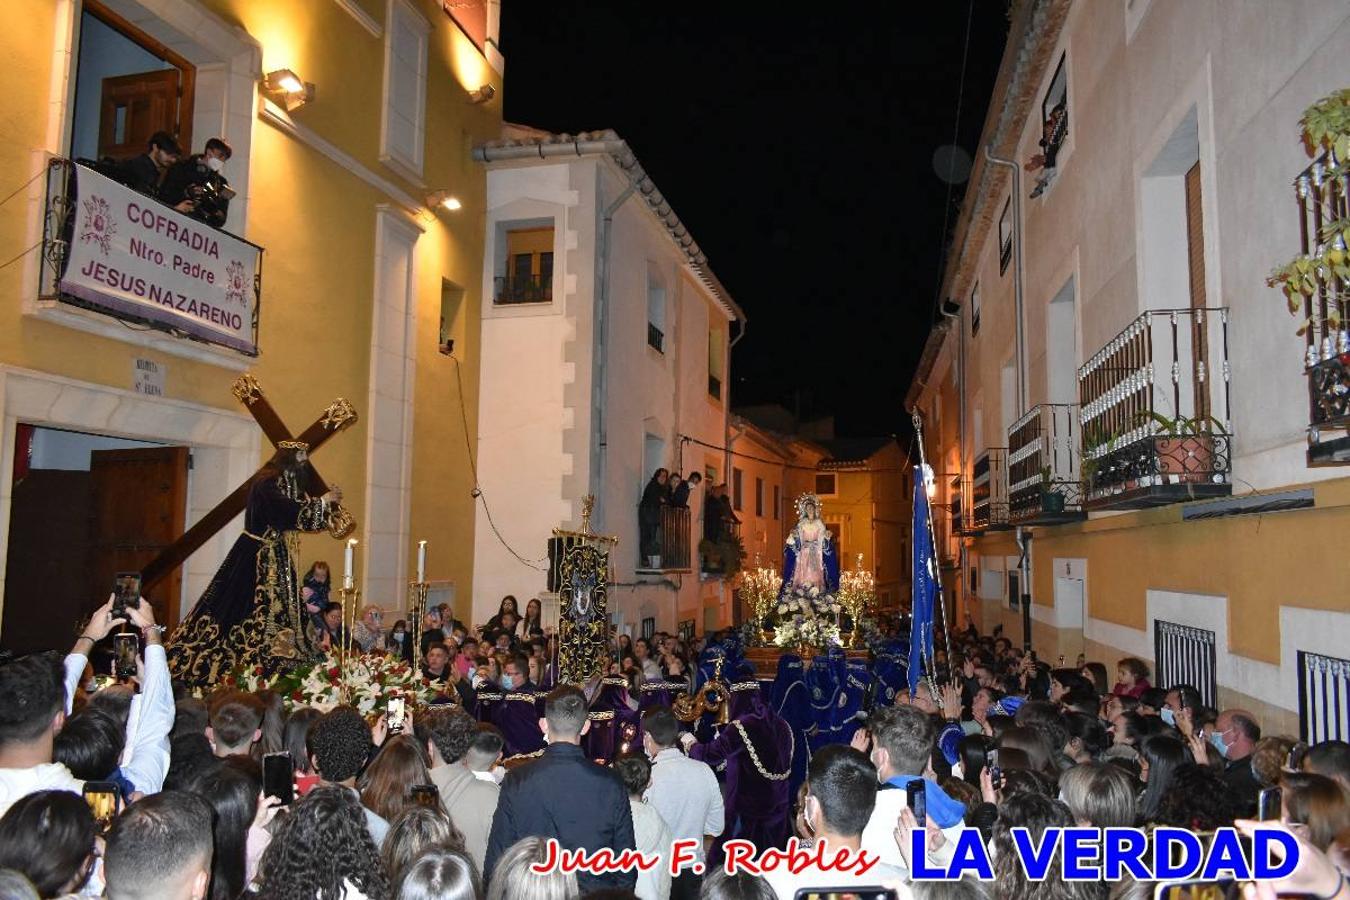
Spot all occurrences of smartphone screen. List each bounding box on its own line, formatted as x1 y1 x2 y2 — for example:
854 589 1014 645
409 784 439 808
263 752 296 806
113 633 138 678
1257 786 1282 821
387 696 406 734
113 572 141 615
1153 879 1240 900
906 779 926 824
83 782 121 833
987 749 1002 787
1287 742 1309 771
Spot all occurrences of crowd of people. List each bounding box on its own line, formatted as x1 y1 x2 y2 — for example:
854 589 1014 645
1 594 1348 900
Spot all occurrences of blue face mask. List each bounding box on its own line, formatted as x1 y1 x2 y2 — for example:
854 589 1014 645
1210 728 1231 758
1160 707 1176 726
501 675 515 690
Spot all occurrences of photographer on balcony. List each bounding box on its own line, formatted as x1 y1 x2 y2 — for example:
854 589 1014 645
159 137 235 229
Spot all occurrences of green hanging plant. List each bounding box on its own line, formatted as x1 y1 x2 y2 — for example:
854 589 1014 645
1267 89 1350 335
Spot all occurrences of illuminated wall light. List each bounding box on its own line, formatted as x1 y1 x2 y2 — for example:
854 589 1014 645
426 190 462 212
262 69 315 111
467 84 496 104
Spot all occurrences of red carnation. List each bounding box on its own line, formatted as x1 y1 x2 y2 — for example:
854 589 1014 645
327 667 341 679
290 690 304 702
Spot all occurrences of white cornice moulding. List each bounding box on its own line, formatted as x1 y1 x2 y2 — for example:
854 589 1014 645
332 0 383 38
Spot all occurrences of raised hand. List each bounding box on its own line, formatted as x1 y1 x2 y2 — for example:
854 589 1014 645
940 682 963 720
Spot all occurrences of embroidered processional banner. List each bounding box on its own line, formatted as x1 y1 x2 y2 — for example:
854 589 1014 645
556 539 610 684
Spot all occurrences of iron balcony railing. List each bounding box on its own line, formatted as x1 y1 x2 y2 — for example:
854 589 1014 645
1078 307 1232 509
493 273 552 305
637 505 691 573
1290 153 1350 464
38 157 262 355
1007 404 1085 524
971 448 1010 530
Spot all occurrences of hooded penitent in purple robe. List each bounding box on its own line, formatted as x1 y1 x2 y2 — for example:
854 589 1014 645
582 677 640 762
688 678 793 862
495 690 547 760
769 654 812 803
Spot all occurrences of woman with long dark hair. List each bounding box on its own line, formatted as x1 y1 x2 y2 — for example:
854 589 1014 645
283 707 322 776
168 444 346 686
255 783 390 900
520 598 544 637
382 807 466 887
1138 734 1189 823
190 755 263 900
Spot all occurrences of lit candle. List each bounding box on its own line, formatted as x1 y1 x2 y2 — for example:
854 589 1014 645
344 538 358 590
416 540 427 583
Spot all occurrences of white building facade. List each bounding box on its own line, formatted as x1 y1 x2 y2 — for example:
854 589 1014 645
470 129 745 635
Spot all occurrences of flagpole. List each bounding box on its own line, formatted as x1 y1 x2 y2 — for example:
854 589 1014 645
911 412 955 683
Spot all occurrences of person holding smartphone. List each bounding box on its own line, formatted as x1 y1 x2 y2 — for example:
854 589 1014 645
60 594 175 796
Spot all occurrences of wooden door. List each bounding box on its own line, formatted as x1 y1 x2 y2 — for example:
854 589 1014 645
97 69 181 161
90 447 189 631
1 470 94 656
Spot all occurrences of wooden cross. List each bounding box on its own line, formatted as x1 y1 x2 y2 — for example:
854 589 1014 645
140 374 359 590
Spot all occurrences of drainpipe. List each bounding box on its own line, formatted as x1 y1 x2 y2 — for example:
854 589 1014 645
982 147 1028 415
724 320 746 483
594 180 638 529
986 145 1031 649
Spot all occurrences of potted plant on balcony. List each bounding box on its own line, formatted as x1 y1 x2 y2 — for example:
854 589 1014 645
1039 466 1066 513
1267 89 1350 352
1139 413 1229 485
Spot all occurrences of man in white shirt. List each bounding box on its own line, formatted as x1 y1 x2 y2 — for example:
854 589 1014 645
61 597 175 795
762 745 909 900
642 706 724 900
0 594 141 816
858 704 968 873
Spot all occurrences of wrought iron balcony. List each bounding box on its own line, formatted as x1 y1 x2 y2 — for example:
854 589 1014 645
493 273 552 305
1008 404 1086 525
971 448 1010 530
1078 308 1232 510
1289 154 1350 465
637 505 691 573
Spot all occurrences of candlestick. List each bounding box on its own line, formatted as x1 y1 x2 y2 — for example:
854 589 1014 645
344 539 357 590
416 540 427 584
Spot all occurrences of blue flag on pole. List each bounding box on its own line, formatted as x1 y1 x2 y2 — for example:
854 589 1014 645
909 465 936 696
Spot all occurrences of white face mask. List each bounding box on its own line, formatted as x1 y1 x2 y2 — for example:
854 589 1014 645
204 156 224 173
952 762 964 781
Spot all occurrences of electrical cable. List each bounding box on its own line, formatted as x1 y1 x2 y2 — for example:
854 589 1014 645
0 169 47 210
449 355 548 571
0 241 42 273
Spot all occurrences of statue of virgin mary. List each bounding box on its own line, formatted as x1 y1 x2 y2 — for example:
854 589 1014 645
781 493 839 598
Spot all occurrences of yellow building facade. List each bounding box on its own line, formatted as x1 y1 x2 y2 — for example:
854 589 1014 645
0 0 501 649
907 0 1350 738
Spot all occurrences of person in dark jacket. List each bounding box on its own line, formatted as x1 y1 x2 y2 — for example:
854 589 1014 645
159 137 234 227
638 469 669 567
484 685 636 893
110 130 181 198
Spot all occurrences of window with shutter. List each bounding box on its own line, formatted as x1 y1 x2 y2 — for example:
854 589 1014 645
380 0 429 179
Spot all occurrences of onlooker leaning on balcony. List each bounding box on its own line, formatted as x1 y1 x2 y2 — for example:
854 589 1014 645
639 469 669 568
160 138 234 228
108 130 181 198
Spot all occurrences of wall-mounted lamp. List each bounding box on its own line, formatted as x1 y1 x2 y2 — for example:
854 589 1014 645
467 84 496 105
262 69 315 111
922 463 937 500
426 190 462 212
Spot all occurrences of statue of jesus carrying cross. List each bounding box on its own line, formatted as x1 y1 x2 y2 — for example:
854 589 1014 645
161 374 358 686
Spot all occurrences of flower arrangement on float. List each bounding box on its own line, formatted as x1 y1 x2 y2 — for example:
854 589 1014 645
221 652 439 714
771 584 843 651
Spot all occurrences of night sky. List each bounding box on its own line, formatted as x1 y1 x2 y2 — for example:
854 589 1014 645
497 3 1009 438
